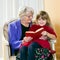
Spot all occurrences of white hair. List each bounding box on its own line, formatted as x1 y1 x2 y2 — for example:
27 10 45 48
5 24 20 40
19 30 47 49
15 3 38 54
18 6 34 18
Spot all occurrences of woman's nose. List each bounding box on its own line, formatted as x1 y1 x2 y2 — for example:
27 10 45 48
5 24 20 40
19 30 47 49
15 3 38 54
30 16 33 19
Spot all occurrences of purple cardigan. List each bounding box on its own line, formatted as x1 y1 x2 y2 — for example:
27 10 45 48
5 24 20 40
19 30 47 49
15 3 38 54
8 19 23 55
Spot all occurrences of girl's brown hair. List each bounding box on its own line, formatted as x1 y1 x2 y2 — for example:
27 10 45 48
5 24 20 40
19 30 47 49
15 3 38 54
35 11 52 27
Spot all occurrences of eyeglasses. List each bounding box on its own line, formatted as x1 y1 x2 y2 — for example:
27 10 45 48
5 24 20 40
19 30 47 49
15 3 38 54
27 15 33 18
25 15 33 19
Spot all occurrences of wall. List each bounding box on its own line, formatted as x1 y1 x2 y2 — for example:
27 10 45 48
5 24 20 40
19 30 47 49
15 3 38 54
19 0 44 19
44 0 60 59
0 0 3 59
0 0 19 59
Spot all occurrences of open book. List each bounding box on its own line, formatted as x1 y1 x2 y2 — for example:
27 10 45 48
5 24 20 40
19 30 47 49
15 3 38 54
25 28 44 38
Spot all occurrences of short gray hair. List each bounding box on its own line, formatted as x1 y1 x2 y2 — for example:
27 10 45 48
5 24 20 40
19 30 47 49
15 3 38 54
19 6 34 18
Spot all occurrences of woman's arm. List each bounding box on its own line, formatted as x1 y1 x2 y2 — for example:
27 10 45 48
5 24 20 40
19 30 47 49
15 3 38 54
8 23 22 49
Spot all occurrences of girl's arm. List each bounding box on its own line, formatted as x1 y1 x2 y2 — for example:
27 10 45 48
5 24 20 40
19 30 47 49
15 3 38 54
41 26 57 40
47 32 56 39
41 31 56 40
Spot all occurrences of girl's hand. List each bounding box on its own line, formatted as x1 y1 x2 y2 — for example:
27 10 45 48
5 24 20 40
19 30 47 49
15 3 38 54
39 35 47 40
23 36 33 42
41 31 47 36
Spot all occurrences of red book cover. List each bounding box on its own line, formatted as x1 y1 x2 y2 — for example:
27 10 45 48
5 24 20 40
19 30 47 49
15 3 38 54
25 28 44 38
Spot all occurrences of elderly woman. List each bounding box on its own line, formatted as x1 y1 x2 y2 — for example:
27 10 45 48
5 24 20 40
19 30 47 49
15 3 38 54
8 6 34 57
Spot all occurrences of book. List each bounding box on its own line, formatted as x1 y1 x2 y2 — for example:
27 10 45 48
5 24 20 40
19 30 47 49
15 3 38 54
25 28 44 39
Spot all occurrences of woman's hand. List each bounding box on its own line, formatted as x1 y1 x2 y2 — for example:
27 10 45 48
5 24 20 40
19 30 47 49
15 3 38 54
39 35 47 40
23 36 33 42
22 40 25 44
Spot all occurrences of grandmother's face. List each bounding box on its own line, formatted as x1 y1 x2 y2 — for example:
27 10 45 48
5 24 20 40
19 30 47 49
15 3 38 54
24 12 33 24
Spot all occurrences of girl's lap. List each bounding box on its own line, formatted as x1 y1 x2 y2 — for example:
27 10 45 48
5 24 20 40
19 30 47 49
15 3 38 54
34 47 53 60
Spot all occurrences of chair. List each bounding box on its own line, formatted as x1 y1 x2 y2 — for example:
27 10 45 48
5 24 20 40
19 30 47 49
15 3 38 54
3 19 17 60
3 20 57 60
50 40 57 60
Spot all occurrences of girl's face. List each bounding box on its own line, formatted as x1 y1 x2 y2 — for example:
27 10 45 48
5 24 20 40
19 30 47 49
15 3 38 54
37 17 46 26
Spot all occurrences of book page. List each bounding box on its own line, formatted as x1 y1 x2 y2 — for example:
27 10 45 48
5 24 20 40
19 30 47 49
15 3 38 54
35 28 44 33
26 31 35 33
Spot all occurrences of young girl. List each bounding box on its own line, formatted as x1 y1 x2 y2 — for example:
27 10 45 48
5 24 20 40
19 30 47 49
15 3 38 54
21 11 57 60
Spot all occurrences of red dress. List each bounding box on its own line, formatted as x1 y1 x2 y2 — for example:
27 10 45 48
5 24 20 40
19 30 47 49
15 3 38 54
22 25 57 51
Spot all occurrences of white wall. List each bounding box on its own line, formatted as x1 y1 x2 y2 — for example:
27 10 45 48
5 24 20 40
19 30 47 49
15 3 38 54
2 0 44 25
19 0 44 19
0 0 19 59
0 0 3 59
3 0 19 24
